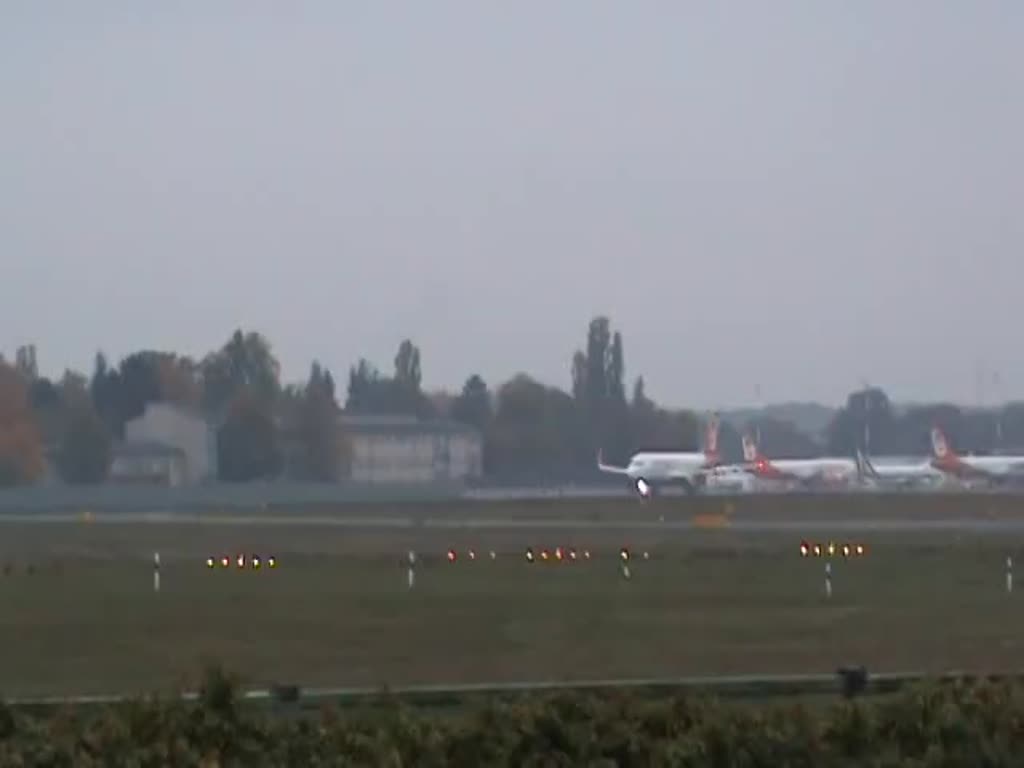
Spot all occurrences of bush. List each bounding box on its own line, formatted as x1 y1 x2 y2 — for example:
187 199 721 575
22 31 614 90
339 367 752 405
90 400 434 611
4 672 1024 765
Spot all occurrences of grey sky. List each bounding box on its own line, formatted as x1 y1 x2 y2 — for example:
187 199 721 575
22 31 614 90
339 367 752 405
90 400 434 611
3 2 1021 409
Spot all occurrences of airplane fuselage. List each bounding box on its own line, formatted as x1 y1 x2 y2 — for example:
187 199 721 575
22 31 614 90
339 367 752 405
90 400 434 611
625 452 713 492
933 455 1024 481
746 456 857 486
859 457 946 488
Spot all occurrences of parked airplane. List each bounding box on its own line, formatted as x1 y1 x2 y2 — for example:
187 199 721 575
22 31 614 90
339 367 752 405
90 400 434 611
741 434 858 489
854 450 946 489
930 427 1024 484
597 415 722 498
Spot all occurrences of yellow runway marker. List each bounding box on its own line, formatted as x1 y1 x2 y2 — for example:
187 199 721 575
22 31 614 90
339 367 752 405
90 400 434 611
692 513 730 529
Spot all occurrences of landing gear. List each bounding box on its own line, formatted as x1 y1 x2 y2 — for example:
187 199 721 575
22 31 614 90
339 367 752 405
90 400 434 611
635 478 654 499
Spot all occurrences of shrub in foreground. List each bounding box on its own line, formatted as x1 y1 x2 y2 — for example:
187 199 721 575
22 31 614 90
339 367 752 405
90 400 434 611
3 670 1024 766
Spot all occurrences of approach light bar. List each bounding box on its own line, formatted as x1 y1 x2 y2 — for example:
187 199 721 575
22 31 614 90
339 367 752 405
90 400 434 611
207 554 276 569
801 541 867 558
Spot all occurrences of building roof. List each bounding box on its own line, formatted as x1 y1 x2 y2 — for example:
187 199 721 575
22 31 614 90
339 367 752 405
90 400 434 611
113 440 186 459
340 413 480 438
131 401 211 425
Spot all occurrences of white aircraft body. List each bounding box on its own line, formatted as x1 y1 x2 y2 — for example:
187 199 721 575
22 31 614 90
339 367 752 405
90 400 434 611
704 463 758 493
930 427 1024 484
855 450 946 490
597 416 721 498
741 434 858 489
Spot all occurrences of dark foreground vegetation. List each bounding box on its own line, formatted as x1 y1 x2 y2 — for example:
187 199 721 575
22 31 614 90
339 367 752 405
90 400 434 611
5 669 1024 766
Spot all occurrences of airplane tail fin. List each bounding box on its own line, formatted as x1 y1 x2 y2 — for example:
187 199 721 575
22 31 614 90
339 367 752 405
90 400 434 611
856 449 880 480
741 432 761 463
703 413 721 465
930 426 956 462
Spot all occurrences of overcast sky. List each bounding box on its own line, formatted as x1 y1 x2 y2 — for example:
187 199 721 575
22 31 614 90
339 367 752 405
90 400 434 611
3 2 1021 409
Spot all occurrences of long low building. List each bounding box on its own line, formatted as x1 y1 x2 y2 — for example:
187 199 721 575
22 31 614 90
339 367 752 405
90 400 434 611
343 414 482 484
277 413 484 485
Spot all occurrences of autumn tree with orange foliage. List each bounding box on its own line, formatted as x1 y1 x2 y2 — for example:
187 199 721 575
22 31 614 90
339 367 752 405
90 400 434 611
0 361 44 486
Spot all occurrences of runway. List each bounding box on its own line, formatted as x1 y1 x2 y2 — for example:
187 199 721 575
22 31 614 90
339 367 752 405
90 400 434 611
4 511 1024 532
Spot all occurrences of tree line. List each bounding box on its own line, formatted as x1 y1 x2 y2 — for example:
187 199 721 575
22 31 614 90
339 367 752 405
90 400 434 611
1 320 1022 487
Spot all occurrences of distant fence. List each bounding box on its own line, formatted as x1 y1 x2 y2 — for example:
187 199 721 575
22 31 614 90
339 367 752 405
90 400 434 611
7 670 1015 713
0 481 467 513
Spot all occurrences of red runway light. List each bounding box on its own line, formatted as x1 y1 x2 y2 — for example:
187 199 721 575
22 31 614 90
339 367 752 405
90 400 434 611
799 541 810 557
446 549 457 563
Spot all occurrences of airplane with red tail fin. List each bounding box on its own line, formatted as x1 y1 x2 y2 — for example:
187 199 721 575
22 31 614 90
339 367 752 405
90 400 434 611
741 432 858 490
929 426 1024 484
597 414 722 498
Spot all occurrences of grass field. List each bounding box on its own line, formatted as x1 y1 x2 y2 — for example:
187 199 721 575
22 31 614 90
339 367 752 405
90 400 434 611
2 520 1024 699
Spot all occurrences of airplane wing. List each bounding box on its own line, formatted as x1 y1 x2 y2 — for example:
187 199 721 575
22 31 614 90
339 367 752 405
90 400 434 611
596 451 630 475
